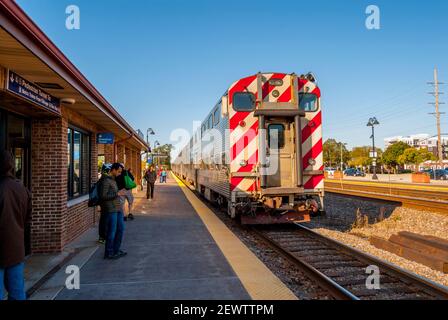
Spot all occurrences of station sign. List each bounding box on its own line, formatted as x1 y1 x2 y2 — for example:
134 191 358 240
6 70 61 115
97 132 115 144
369 151 378 158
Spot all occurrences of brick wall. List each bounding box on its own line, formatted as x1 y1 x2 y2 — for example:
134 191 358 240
117 144 125 163
30 106 144 253
31 117 67 253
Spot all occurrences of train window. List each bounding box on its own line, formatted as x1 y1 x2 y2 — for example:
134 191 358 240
208 115 213 129
201 124 206 136
233 92 256 111
213 108 220 126
299 93 318 112
268 124 285 149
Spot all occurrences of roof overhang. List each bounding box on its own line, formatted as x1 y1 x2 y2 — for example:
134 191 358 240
0 0 148 151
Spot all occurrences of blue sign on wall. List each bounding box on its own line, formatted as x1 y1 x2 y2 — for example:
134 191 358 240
6 70 61 114
97 133 115 144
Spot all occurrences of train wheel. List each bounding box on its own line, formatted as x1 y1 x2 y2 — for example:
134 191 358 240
227 200 236 218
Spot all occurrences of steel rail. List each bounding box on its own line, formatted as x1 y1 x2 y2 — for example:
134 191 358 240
294 223 448 299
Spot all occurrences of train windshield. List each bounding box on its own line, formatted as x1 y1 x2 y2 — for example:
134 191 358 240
299 93 318 112
233 92 256 111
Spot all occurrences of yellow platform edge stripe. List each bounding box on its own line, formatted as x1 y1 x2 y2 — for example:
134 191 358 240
172 173 298 300
324 179 448 192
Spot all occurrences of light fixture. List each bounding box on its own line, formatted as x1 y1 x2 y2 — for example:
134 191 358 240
61 98 76 105
239 160 247 167
272 90 280 98
308 158 317 166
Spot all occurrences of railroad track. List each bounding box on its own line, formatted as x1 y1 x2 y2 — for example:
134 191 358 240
325 180 448 214
251 224 448 300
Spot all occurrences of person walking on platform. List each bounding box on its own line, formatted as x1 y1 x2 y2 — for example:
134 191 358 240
0 150 31 300
116 166 136 221
98 163 127 260
161 167 167 183
145 166 157 200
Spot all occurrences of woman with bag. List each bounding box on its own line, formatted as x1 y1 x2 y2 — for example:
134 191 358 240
116 165 137 221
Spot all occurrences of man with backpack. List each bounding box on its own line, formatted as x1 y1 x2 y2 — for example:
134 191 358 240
97 163 127 260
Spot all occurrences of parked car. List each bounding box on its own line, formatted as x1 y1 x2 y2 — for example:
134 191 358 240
427 169 448 180
344 168 366 177
324 167 337 176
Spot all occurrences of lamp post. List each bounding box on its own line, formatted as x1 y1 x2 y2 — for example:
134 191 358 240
367 117 380 180
146 128 155 166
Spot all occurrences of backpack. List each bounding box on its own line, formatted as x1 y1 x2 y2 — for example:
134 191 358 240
124 171 137 190
88 182 101 207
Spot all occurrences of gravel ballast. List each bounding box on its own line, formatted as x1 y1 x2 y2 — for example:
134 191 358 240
308 194 448 287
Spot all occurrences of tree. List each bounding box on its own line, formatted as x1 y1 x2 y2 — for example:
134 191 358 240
398 147 436 167
348 146 371 167
382 142 410 168
323 139 349 168
152 144 174 168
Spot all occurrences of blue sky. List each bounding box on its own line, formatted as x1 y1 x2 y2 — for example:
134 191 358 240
17 0 448 150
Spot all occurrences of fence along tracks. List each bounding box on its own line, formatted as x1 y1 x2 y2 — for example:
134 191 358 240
251 223 448 300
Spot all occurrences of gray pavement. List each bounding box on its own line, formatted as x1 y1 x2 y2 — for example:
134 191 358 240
54 178 250 300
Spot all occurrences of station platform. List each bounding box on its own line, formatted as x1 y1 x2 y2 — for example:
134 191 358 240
33 174 296 300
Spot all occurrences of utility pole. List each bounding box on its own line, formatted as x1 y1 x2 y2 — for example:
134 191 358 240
340 142 347 171
428 67 445 169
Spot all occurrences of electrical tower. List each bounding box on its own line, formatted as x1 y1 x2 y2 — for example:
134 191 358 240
428 67 445 167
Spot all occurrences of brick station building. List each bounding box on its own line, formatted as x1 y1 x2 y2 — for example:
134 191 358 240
0 1 148 254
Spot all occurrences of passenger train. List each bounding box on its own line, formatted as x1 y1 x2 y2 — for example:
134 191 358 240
172 72 324 224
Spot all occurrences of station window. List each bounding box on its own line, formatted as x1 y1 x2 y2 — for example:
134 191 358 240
67 127 91 199
232 92 256 111
299 93 318 112
213 108 220 126
268 124 285 149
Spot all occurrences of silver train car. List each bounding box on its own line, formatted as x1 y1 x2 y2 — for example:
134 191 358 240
173 72 324 224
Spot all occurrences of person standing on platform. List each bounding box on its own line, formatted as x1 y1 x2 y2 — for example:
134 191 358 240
0 150 31 300
161 167 167 183
116 166 136 221
98 163 112 244
144 166 157 200
98 163 127 260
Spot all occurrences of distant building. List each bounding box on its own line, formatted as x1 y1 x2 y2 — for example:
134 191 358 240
384 133 448 159
384 134 430 149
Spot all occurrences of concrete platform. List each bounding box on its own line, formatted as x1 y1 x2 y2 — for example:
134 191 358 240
42 175 295 300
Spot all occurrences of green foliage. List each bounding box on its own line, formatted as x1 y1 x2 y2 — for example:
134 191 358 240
382 142 410 167
348 146 372 167
323 139 350 167
152 144 174 168
397 147 436 165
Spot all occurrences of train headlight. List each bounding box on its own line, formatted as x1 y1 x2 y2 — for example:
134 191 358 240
308 158 316 166
269 78 283 86
272 90 280 98
240 160 247 167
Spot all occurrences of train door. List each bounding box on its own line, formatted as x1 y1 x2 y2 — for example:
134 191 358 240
266 119 295 188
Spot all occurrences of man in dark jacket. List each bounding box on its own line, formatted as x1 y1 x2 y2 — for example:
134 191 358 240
0 150 31 300
144 166 157 200
98 163 127 260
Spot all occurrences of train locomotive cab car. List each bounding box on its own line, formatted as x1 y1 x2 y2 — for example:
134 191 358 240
173 72 324 224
